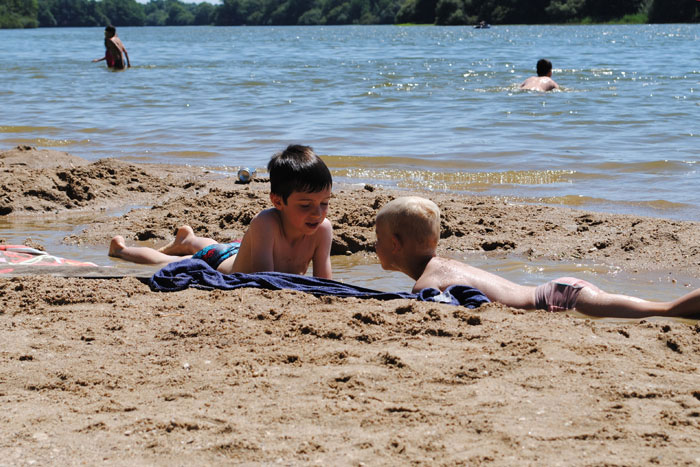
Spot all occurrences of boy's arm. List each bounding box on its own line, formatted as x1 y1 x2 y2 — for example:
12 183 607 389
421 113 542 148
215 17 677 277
311 219 333 279
122 47 130 67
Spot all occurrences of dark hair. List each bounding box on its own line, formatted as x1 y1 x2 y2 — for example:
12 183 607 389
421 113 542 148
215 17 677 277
105 25 116 35
536 58 553 77
267 145 332 203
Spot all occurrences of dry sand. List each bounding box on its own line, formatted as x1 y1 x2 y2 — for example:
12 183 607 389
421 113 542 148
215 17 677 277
1 147 699 465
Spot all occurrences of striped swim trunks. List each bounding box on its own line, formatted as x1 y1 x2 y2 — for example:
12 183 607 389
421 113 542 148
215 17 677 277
192 242 241 270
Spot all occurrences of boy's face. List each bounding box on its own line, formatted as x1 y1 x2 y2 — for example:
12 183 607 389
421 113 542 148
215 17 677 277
273 187 331 235
374 221 395 271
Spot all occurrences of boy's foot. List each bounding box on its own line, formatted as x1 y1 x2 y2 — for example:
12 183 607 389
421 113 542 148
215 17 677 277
158 225 197 255
108 235 126 258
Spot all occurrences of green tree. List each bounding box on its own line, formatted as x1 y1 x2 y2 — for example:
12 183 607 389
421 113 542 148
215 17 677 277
193 2 215 24
374 0 401 23
472 0 549 24
167 1 194 24
583 0 646 21
435 0 466 24
323 1 351 23
99 0 146 26
270 0 314 24
144 0 165 24
37 1 56 26
298 6 322 23
396 0 437 23
38 0 107 26
0 0 39 28
216 0 250 24
545 0 585 22
648 0 699 22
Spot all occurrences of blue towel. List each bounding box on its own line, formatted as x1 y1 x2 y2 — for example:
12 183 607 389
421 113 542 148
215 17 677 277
149 258 489 309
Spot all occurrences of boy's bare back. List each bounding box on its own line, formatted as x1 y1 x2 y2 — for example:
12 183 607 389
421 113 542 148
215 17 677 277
415 257 536 309
520 76 558 91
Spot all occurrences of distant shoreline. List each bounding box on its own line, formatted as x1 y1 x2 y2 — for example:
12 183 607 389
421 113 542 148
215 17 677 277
2 0 697 30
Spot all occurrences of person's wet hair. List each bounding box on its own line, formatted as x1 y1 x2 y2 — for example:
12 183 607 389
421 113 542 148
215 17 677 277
267 145 332 203
536 58 553 77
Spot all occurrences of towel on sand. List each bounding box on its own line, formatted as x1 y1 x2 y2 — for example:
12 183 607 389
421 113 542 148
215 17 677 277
149 259 490 309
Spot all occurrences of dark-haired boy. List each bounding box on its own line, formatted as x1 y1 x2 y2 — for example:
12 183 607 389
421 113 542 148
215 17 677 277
109 145 334 278
92 25 130 69
520 58 559 91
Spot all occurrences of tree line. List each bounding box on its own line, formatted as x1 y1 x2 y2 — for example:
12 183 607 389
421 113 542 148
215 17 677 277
1 0 697 29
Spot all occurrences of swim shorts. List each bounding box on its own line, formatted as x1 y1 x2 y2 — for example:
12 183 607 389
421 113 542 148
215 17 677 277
192 242 241 270
534 277 598 312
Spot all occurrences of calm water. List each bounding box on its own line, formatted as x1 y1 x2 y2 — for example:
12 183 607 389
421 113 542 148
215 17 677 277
1 25 699 300
1 24 699 219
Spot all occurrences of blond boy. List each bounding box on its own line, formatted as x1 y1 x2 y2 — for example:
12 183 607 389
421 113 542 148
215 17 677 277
375 196 700 318
109 145 333 279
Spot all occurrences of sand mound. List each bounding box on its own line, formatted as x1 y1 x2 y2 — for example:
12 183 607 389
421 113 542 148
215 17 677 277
0 145 89 169
0 147 214 216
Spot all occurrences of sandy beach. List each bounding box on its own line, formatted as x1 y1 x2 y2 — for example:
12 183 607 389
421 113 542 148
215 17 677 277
1 146 699 465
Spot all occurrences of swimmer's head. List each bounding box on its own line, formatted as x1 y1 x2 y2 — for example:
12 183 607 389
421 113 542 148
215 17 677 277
536 58 553 77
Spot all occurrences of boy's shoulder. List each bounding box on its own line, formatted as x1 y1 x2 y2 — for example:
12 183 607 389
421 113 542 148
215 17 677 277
412 256 443 291
250 207 282 227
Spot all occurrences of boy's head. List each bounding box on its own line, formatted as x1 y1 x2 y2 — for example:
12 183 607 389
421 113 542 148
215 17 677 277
536 58 553 77
105 25 116 37
375 197 440 269
267 145 332 203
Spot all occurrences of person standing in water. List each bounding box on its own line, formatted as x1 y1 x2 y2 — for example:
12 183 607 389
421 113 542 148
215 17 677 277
520 58 559 91
93 25 130 70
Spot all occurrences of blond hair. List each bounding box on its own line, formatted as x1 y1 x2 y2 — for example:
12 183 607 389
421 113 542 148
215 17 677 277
376 196 440 248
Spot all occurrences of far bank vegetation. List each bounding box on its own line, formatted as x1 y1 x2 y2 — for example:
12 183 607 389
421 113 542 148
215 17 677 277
1 0 698 29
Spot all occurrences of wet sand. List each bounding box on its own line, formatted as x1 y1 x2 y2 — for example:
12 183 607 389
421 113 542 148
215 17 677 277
1 146 699 464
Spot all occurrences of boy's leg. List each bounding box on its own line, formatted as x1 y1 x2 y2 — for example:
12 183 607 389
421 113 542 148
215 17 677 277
667 288 700 317
157 225 218 256
574 286 670 319
109 235 188 265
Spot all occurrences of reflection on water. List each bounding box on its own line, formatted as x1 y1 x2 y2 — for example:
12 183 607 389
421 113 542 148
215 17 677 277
331 253 414 292
0 218 108 266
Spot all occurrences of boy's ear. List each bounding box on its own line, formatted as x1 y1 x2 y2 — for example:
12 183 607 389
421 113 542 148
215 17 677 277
270 193 284 209
391 232 403 252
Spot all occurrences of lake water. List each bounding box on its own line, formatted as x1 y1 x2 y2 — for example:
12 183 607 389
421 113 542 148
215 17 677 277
1 24 699 301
